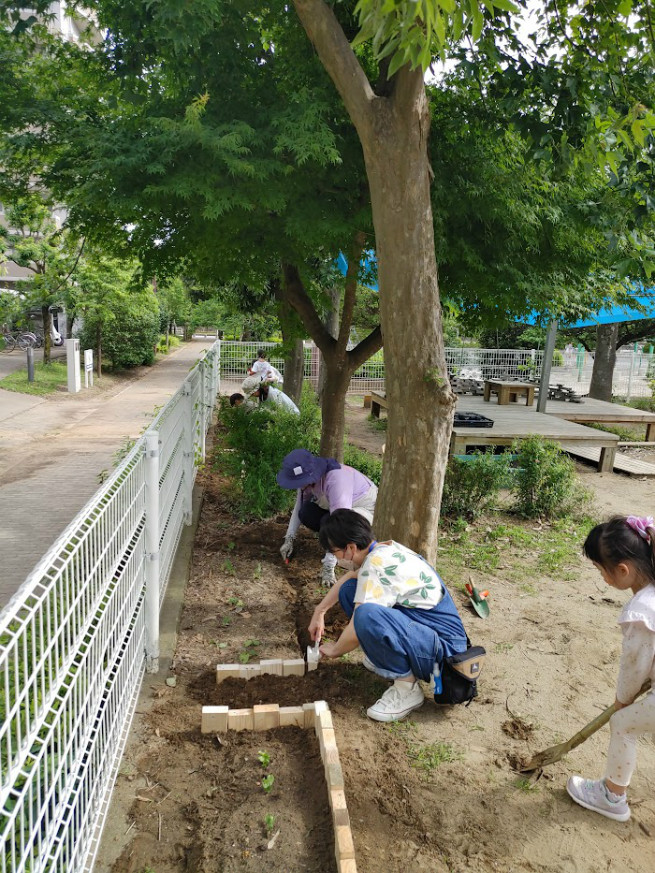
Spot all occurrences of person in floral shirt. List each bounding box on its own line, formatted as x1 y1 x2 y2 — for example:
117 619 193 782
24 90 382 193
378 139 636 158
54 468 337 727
309 509 468 722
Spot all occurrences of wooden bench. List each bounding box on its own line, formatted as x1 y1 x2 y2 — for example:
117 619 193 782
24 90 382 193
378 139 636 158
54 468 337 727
370 391 388 418
484 380 536 407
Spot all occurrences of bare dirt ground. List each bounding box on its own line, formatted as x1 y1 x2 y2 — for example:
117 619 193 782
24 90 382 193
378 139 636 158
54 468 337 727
104 399 655 873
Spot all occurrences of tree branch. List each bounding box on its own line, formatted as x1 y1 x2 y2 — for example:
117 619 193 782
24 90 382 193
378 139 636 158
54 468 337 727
281 262 336 357
337 229 366 353
293 0 376 137
346 325 383 371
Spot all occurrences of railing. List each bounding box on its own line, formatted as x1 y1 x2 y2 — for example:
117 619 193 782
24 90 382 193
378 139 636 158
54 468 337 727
0 341 221 873
219 341 654 400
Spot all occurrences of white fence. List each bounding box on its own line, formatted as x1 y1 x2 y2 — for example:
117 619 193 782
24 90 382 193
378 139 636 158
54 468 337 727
0 342 220 873
219 341 655 400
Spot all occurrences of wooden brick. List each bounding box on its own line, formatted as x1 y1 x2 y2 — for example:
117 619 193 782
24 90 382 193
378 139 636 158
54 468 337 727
201 705 229 733
282 658 306 677
260 659 283 676
215 664 241 683
227 708 254 731
317 709 334 732
333 805 351 829
279 706 305 728
253 703 280 730
329 788 347 814
337 859 358 873
335 824 356 860
302 702 316 728
325 760 345 791
239 663 261 679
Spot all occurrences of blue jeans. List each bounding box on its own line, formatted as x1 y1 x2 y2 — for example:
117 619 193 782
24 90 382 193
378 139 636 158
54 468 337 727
338 578 466 682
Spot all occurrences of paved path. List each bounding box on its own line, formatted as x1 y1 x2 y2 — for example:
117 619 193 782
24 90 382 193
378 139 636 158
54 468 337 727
0 341 212 608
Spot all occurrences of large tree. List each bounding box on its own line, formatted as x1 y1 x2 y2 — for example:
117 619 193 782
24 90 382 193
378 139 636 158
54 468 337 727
290 0 654 559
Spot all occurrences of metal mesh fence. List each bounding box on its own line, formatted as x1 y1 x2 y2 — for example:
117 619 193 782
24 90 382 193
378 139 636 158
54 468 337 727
0 341 221 873
219 341 654 400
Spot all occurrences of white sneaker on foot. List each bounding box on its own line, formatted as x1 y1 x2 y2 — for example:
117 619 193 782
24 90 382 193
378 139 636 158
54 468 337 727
566 776 630 822
366 680 424 722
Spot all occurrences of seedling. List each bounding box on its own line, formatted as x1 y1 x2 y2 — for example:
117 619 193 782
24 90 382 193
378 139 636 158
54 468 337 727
515 777 539 793
257 750 271 769
227 541 236 551
264 813 275 836
238 639 261 663
261 774 275 794
223 558 236 576
228 596 244 608
221 616 231 628
253 562 262 580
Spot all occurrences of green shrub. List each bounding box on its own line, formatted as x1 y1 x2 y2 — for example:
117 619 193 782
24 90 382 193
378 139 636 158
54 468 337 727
217 384 321 519
510 435 579 519
440 451 512 521
155 334 182 354
343 444 382 485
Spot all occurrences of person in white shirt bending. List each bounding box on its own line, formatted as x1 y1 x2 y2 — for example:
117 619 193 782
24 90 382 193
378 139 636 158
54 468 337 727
248 348 282 384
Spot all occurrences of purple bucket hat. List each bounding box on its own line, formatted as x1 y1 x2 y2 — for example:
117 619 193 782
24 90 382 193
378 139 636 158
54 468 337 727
276 449 339 489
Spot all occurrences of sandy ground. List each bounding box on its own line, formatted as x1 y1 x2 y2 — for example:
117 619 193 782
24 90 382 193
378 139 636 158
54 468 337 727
97 400 655 873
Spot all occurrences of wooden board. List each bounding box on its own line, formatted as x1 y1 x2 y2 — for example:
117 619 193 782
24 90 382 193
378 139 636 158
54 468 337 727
560 444 655 476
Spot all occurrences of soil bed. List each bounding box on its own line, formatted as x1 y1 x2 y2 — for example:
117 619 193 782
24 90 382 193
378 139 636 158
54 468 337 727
105 402 655 873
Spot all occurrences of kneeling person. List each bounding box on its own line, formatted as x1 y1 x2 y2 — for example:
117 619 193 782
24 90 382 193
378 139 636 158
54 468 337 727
309 509 468 722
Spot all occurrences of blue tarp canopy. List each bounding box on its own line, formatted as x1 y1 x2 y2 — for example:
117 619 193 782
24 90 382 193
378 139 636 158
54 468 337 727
523 289 655 329
336 251 378 291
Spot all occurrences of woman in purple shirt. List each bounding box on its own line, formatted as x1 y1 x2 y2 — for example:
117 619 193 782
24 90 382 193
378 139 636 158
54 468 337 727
276 449 378 585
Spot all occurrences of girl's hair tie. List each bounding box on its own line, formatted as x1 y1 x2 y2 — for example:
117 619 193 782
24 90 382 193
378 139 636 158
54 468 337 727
626 516 655 542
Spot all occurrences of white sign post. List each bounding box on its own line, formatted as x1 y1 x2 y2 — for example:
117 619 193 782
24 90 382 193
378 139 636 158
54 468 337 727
84 349 94 388
66 338 81 394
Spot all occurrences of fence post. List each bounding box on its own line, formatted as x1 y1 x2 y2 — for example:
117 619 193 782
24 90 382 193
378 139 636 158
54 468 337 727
626 343 637 401
183 379 194 525
144 430 160 673
199 358 207 463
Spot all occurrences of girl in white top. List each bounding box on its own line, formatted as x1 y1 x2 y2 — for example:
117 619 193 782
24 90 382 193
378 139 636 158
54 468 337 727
566 515 655 823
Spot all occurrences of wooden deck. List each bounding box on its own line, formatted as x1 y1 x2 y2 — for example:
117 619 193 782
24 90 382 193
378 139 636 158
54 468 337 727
539 396 655 441
451 396 619 472
559 444 655 477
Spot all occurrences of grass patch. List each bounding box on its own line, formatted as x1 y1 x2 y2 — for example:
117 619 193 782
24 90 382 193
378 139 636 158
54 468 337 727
438 513 596 583
0 361 68 396
584 421 644 441
407 741 462 772
367 414 388 432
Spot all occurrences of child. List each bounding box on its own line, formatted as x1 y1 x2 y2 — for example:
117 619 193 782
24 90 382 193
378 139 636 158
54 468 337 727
566 515 655 822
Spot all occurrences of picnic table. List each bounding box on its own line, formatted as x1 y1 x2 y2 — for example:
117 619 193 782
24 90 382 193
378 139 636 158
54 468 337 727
484 380 536 407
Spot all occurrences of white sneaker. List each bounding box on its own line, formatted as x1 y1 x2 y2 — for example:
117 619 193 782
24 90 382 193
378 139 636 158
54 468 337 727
366 680 425 722
566 776 631 822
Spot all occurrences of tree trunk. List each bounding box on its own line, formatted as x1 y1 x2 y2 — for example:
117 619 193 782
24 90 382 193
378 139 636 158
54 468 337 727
293 2 455 564
318 286 340 402
319 361 352 459
42 305 52 365
589 323 619 401
281 260 382 460
277 296 305 406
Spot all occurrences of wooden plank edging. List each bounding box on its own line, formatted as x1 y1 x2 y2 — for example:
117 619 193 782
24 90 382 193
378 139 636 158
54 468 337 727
200 700 357 872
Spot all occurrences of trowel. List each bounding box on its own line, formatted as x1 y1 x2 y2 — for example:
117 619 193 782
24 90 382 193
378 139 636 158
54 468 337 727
306 638 320 670
465 583 490 619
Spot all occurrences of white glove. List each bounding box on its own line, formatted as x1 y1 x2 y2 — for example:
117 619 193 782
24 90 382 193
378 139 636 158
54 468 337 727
320 563 336 586
280 535 295 561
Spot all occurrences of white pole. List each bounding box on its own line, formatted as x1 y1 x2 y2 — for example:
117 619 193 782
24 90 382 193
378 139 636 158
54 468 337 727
626 343 637 401
144 430 160 673
183 379 194 525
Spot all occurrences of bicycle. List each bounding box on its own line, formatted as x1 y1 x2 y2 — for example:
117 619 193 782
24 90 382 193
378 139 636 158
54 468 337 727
1 331 17 352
